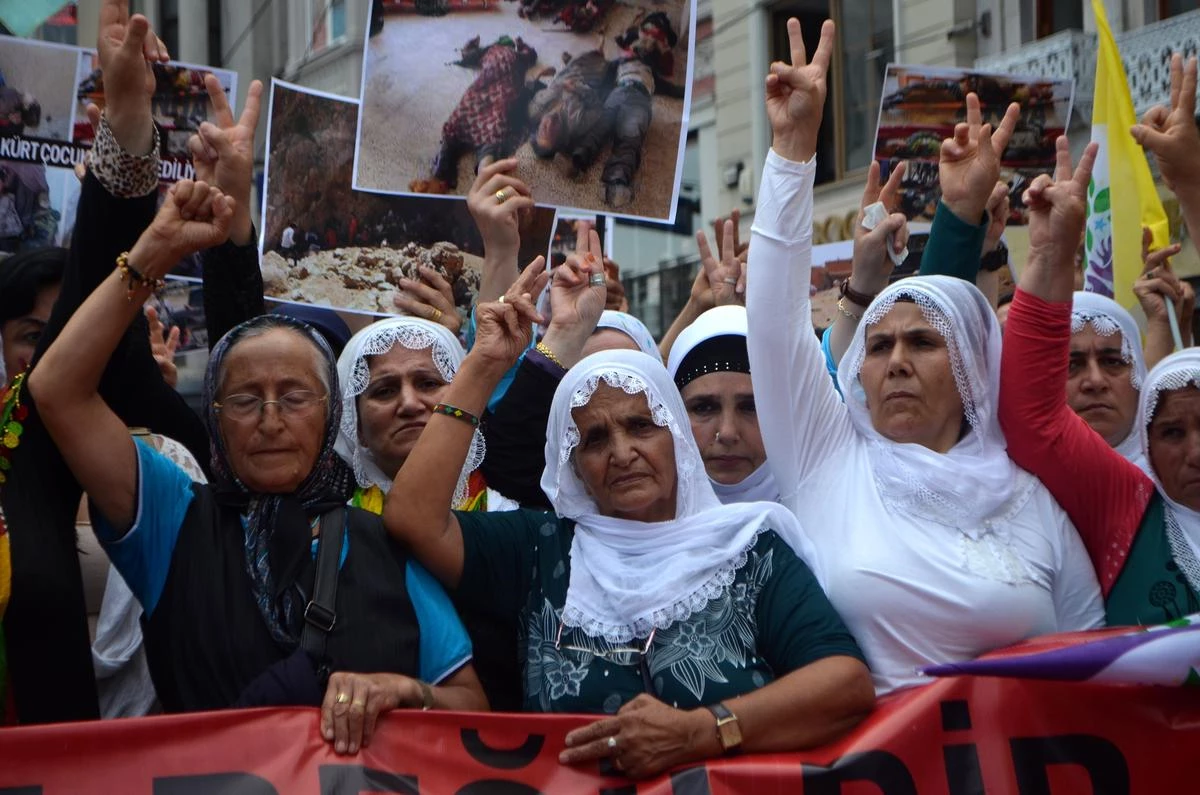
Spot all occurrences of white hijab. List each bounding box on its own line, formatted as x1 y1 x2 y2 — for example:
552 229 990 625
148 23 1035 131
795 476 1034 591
541 349 815 643
335 317 485 507
666 305 779 504
1072 291 1148 467
1138 348 1200 593
596 311 661 361
837 275 1019 529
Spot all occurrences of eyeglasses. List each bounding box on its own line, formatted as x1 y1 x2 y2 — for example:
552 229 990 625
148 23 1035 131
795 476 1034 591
555 621 655 666
213 390 329 422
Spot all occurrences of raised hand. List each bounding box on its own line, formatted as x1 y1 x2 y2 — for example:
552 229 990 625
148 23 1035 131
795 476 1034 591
982 181 1010 255
1131 54 1199 194
393 265 463 334
1022 136 1098 299
187 76 263 245
850 160 908 297
695 218 746 308
765 17 834 163
135 180 235 272
1135 226 1187 324
468 158 534 258
146 305 181 388
98 0 169 154
938 93 1020 224
472 257 548 369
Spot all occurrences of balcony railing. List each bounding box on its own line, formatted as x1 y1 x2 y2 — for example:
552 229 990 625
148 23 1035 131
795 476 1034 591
974 9 1200 124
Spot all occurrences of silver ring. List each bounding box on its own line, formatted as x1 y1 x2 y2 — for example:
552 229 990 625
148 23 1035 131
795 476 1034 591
589 273 606 287
722 277 737 285
607 736 618 750
498 295 506 304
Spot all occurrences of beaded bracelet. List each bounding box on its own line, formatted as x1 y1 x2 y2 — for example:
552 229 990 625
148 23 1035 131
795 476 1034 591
535 341 566 370
116 251 166 302
432 402 480 428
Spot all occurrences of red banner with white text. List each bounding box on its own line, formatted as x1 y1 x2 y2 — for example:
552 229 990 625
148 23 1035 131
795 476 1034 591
0 674 1196 794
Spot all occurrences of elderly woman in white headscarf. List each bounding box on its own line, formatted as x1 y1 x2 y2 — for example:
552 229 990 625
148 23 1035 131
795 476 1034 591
1067 292 1149 470
1001 133 1200 626
383 260 872 779
745 17 1104 695
666 305 777 504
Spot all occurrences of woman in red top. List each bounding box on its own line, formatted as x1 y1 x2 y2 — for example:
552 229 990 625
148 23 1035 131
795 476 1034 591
999 55 1200 625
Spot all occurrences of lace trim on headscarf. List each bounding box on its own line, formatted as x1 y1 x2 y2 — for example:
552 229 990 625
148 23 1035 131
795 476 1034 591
1071 311 1143 389
338 320 483 507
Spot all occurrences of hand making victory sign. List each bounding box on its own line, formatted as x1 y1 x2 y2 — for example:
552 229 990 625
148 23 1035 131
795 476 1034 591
765 17 835 163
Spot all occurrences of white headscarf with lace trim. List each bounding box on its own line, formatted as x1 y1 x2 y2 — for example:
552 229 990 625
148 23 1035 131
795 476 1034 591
596 311 661 361
335 317 483 507
837 275 1020 529
1072 291 1147 467
541 349 815 643
1138 348 1200 593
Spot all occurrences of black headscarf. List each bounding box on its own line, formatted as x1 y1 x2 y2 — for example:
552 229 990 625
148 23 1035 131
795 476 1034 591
202 315 354 647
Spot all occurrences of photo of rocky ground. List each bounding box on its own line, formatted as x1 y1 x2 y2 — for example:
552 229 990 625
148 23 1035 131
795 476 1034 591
262 81 555 318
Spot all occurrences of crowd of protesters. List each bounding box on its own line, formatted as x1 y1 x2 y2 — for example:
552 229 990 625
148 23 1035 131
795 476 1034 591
0 0 1198 779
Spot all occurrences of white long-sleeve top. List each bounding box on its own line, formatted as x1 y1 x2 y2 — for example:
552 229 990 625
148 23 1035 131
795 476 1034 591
745 150 1104 694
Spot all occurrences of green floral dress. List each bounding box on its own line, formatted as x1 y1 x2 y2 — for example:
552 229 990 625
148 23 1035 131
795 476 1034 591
454 509 865 714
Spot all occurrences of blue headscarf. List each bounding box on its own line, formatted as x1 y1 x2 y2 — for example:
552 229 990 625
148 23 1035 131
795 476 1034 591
202 315 355 647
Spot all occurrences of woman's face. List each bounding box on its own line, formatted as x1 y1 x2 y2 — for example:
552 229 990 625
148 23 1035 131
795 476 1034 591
216 329 329 493
1067 326 1139 447
571 384 677 522
1 283 57 377
858 301 964 453
680 371 765 485
580 328 641 359
356 345 448 480
1148 387 1200 511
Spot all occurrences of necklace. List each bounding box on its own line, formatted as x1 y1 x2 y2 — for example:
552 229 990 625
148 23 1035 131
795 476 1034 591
0 371 28 486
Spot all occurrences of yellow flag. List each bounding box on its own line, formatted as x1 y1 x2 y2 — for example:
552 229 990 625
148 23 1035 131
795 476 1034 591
1084 0 1170 309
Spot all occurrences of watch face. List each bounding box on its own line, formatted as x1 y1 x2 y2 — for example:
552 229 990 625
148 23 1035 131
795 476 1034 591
717 718 743 750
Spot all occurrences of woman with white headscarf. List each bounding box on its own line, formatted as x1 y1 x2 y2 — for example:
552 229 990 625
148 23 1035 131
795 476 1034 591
1067 292 1149 470
666 305 777 504
583 310 660 361
745 17 1104 694
383 264 872 779
1000 134 1200 626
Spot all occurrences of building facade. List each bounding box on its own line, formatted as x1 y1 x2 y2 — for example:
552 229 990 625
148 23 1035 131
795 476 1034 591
41 0 1200 336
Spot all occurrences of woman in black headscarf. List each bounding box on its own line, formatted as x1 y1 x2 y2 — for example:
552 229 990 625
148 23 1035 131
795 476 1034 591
29 178 486 754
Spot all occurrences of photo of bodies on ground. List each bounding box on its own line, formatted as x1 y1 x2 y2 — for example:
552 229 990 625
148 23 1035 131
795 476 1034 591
354 0 695 221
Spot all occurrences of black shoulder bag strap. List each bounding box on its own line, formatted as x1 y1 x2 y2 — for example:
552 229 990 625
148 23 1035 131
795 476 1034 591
300 506 346 685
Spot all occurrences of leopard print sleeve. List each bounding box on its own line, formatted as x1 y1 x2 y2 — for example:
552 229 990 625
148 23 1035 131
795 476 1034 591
88 113 161 199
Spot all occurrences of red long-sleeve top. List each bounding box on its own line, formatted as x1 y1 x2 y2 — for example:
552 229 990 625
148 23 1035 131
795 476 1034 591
999 289 1157 595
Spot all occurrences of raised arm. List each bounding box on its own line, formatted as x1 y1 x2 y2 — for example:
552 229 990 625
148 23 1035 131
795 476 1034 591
999 137 1152 585
826 160 908 366
660 216 745 361
746 18 855 502
384 261 550 588
1132 54 1200 250
28 181 233 532
189 75 267 343
468 159 535 304
918 93 1017 281
481 224 607 507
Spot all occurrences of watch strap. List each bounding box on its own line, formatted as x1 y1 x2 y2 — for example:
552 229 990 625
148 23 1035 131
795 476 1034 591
839 279 877 308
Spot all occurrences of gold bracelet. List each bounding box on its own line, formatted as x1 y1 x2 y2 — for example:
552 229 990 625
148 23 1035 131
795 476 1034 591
837 297 863 321
535 341 565 369
115 251 166 302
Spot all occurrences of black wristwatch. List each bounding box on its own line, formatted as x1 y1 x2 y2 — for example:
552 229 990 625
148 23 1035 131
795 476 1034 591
704 702 743 754
838 279 878 308
980 240 1009 273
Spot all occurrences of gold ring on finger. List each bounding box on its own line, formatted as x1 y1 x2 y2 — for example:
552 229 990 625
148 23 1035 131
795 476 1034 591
350 700 366 710
336 692 350 704
495 189 509 204
430 308 443 322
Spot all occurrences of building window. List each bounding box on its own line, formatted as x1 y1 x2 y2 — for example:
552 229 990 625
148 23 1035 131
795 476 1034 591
1035 0 1082 39
1158 0 1191 19
310 0 349 53
158 0 179 57
771 0 894 186
207 0 222 67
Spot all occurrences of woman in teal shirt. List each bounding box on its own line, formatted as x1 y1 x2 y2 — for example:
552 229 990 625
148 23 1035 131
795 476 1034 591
384 257 872 779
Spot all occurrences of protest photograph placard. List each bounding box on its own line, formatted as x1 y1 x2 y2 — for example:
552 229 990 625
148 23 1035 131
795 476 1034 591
73 52 237 184
261 80 556 318
875 64 1073 225
353 0 695 222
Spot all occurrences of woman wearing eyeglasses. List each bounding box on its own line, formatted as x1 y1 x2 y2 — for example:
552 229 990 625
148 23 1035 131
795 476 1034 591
385 257 872 780
29 181 487 753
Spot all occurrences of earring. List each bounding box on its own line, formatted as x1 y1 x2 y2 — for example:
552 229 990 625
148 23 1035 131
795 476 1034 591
715 431 721 443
